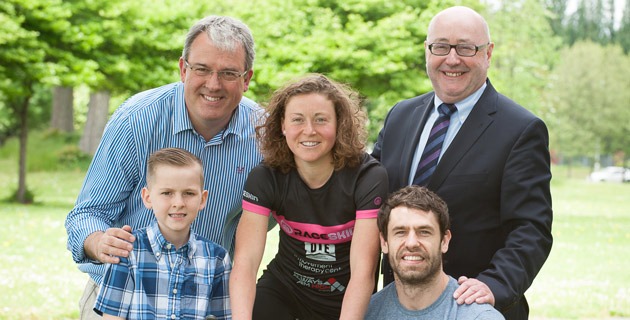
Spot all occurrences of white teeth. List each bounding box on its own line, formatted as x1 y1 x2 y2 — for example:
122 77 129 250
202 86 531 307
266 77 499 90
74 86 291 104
403 256 423 261
203 95 221 102
301 142 319 147
445 72 462 77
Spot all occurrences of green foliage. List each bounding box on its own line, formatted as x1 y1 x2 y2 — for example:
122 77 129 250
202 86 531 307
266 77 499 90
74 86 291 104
2 0 626 164
0 83 52 145
486 0 562 115
0 0 63 136
59 0 187 93
544 41 630 160
618 0 630 53
230 0 483 142
0 129 92 171
545 0 630 53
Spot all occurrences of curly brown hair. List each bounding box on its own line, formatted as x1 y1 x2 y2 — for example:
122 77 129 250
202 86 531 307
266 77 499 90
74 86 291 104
257 74 367 173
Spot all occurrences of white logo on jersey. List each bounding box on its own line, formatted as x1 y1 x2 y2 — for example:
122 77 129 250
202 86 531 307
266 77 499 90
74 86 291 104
304 242 336 262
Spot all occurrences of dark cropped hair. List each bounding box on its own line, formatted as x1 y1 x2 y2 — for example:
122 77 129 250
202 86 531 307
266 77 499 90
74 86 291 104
147 148 204 186
257 74 367 173
377 185 450 239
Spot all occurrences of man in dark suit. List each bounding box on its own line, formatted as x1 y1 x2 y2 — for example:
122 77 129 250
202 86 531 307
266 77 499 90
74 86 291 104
372 6 553 319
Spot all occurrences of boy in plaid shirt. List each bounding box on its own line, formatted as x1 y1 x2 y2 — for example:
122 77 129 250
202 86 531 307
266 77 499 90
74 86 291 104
94 148 231 319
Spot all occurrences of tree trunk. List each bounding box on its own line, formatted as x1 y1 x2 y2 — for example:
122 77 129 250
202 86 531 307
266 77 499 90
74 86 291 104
79 90 110 155
17 94 32 204
50 86 74 132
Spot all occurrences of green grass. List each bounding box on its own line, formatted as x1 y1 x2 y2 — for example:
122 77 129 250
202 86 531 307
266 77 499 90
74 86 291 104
0 158 87 320
1 135 629 318
0 130 91 173
526 168 630 318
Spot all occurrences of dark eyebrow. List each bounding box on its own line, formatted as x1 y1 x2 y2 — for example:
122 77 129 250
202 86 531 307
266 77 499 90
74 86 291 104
391 224 435 233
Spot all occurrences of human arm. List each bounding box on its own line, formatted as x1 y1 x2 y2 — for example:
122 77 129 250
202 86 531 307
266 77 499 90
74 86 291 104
477 116 553 311
229 210 268 320
209 248 233 320
339 218 381 320
65 114 142 264
94 254 135 318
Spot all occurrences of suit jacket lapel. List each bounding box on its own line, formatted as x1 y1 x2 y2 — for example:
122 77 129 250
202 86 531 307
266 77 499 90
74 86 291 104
428 82 498 189
402 95 435 185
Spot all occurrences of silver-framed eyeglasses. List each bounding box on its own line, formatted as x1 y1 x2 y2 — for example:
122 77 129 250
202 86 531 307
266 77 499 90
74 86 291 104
184 60 248 81
428 42 490 57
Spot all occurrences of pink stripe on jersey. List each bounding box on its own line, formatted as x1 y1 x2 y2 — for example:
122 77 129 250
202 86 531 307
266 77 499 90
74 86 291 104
242 200 272 217
356 209 379 220
273 213 356 244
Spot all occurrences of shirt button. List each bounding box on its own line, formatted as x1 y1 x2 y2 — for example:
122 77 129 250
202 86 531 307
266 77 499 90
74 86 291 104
156 252 161 257
166 244 172 249
171 314 176 319
173 288 178 294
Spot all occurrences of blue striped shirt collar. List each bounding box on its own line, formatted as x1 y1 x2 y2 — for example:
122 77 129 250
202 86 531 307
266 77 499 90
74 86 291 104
147 221 197 262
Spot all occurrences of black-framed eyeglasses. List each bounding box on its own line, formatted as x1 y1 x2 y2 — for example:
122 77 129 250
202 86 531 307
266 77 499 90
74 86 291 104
184 60 248 81
428 42 490 57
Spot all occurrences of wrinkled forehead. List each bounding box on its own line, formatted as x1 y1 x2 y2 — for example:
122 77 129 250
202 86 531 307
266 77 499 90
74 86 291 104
388 206 439 231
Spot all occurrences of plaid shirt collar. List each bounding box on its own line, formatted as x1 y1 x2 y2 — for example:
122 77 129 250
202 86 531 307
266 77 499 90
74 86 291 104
146 221 197 262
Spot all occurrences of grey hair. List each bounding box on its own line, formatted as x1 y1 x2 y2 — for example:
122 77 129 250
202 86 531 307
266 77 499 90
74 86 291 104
182 15 255 71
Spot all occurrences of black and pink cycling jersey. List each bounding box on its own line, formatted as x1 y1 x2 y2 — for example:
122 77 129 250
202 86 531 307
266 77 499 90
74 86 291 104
242 153 388 314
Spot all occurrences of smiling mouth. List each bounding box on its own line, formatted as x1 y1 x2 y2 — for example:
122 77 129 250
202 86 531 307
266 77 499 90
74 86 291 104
168 213 187 218
301 141 320 147
402 255 425 261
444 72 463 77
202 94 222 102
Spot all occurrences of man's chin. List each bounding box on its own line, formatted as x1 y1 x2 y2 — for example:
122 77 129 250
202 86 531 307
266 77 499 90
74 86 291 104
394 267 441 286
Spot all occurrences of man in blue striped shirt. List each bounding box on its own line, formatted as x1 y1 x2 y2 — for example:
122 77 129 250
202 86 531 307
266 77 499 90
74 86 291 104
95 148 231 320
65 16 262 319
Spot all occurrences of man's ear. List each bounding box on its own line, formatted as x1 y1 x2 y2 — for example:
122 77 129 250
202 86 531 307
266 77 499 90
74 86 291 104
242 69 254 92
178 57 187 83
441 230 452 254
141 187 152 209
380 233 389 254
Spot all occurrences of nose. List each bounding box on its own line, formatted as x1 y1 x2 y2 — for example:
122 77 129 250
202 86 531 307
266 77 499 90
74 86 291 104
172 194 185 207
204 72 222 90
304 120 316 135
445 48 461 65
404 233 420 248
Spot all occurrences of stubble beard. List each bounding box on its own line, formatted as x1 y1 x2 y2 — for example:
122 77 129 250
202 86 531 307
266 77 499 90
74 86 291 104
390 252 442 287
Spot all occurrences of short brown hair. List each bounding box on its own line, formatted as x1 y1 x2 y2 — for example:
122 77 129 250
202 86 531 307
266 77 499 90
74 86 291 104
146 148 204 186
257 74 367 172
377 186 450 239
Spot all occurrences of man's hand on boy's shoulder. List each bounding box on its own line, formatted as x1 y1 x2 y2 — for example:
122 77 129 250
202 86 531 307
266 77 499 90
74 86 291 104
85 225 135 264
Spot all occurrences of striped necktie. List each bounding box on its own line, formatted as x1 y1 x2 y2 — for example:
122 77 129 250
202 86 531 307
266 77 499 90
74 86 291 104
413 103 457 186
